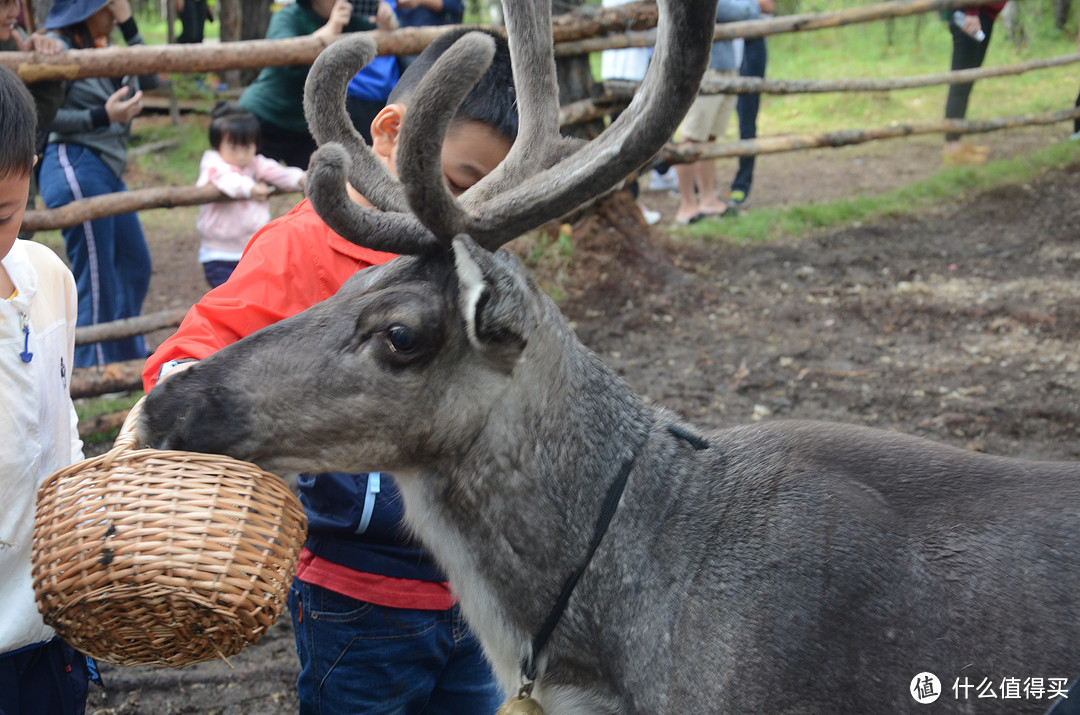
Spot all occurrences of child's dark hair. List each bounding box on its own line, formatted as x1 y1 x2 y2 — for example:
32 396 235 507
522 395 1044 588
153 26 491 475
0 66 37 181
208 101 261 151
389 28 518 142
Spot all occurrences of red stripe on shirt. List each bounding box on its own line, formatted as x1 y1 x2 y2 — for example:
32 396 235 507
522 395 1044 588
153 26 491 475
295 548 456 611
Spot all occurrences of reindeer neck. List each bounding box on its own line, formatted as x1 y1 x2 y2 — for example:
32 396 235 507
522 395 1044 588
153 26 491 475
396 317 655 685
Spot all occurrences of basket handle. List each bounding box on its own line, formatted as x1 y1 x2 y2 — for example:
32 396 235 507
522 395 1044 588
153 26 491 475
111 396 145 454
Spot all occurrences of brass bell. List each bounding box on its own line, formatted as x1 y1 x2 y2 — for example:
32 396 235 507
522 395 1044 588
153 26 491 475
495 695 545 715
496 683 545 715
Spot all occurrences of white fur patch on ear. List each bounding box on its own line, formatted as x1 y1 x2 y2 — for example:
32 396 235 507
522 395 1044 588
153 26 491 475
452 238 487 345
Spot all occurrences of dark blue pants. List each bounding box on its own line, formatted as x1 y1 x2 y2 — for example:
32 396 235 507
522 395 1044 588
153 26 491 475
40 143 152 367
944 11 996 142
0 639 90 715
202 260 238 289
731 37 767 197
288 580 503 715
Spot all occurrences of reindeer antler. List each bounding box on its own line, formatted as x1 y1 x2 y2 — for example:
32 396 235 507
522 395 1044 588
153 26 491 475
303 35 443 255
304 0 717 255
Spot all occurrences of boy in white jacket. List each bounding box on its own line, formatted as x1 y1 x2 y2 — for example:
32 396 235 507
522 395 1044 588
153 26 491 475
196 101 306 287
0 65 90 714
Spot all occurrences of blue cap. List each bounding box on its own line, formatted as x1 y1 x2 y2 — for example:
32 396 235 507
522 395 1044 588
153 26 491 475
44 0 112 29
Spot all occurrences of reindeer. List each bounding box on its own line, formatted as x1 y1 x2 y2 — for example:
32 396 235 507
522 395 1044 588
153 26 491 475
139 1 1080 712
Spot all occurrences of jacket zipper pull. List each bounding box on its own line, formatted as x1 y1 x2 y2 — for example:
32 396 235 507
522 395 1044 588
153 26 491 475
18 310 33 363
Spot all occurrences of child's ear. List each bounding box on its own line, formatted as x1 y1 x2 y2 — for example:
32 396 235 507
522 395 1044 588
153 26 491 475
370 103 406 165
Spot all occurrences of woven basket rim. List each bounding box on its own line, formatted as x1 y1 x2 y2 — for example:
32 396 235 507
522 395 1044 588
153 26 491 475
33 396 307 668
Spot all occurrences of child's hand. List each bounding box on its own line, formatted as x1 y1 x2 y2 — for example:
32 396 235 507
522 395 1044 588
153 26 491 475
251 182 271 201
313 0 353 41
18 32 64 55
105 86 143 123
374 1 399 30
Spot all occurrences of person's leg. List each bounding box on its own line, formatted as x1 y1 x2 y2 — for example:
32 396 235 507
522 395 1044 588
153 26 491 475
673 160 700 223
693 157 728 216
0 640 89 715
176 0 199 43
731 36 766 201
1073 86 1079 135
693 91 738 217
944 14 993 140
40 144 114 366
202 260 238 288
423 605 503 715
292 580 473 715
108 205 152 361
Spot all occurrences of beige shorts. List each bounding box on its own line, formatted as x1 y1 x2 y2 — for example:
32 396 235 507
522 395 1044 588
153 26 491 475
679 68 738 143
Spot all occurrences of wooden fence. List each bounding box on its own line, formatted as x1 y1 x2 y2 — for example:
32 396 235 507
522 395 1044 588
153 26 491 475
12 0 1078 433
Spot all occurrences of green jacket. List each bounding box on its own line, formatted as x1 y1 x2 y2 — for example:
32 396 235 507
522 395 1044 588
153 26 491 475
238 4 374 135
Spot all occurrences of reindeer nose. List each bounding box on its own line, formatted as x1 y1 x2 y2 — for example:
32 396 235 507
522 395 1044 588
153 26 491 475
141 370 253 457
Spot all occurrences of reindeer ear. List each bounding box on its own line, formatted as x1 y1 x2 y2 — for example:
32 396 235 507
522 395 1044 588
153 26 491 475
452 236 534 369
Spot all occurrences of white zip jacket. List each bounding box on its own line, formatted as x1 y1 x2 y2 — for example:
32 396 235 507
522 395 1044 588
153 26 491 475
0 239 83 655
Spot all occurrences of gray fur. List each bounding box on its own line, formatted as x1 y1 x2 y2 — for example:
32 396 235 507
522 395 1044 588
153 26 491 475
140 239 1080 713
303 35 407 212
139 1 1080 711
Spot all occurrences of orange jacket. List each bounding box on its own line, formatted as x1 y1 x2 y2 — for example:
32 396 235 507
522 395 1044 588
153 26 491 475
143 199 396 391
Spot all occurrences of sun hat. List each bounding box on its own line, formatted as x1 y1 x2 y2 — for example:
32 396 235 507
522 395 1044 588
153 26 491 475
44 0 111 29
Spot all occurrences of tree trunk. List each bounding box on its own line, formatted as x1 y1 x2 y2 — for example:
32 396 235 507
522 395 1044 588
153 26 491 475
1000 0 1026 48
555 0 604 140
238 0 273 85
1054 0 1070 30
219 0 243 88
29 0 50 31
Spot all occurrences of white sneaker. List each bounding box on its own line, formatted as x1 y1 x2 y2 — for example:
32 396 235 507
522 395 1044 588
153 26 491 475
648 170 678 192
639 205 662 225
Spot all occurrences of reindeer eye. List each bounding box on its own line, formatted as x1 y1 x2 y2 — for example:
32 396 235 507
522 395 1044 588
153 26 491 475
386 325 420 354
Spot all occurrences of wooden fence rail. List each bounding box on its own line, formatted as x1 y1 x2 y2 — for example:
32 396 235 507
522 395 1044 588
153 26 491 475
26 0 1071 416
663 108 1080 163
0 0 989 83
23 184 303 232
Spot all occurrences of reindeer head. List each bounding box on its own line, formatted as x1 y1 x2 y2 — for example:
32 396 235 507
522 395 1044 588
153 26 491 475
140 0 717 474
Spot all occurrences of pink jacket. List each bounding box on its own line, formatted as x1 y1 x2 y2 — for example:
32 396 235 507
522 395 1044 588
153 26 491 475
195 150 305 260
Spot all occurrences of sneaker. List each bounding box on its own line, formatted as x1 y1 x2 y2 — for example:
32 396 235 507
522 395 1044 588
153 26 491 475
638 204 662 225
943 141 988 166
648 169 679 192
1071 131 1080 141
727 189 747 214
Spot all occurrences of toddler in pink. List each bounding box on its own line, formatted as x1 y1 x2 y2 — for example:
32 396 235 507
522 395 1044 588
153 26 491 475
196 101 305 287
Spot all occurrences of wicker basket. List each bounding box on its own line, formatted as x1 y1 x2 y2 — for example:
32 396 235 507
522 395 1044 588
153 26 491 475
32 397 307 667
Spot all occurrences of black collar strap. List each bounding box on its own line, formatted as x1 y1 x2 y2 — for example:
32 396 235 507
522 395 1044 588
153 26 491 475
520 449 637 683
519 424 710 684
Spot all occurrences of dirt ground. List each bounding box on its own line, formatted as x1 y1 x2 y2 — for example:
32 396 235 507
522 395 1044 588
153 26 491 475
85 123 1080 713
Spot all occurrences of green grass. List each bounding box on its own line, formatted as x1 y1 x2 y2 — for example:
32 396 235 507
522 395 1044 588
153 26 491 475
683 139 1080 243
75 392 145 444
761 13 1078 135
583 4 1080 243
129 116 210 186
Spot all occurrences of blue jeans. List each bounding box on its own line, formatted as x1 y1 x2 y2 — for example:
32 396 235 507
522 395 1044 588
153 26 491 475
288 580 503 715
39 144 152 367
202 260 238 288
